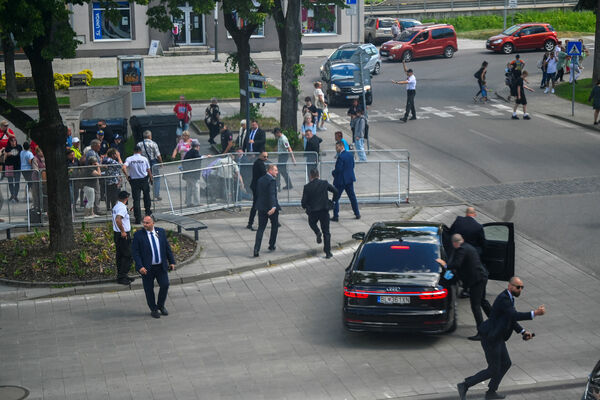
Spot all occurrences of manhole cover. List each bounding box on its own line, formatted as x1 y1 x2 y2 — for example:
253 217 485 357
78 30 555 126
0 386 29 400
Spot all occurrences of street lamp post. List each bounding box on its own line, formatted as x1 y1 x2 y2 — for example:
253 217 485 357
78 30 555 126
213 3 220 62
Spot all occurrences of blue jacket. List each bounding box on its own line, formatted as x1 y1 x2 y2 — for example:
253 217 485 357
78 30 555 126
478 290 532 342
255 173 279 212
132 227 175 272
332 150 356 187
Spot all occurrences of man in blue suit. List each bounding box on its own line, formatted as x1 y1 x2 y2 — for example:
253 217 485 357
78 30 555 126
253 164 280 257
132 215 176 319
332 141 360 221
457 277 546 400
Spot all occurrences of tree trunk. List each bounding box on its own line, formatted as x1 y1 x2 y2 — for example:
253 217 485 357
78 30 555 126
594 0 600 84
273 0 302 132
222 12 256 116
24 40 74 252
2 34 18 101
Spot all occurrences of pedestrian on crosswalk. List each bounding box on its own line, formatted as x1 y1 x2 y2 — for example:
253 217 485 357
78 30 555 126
474 61 489 103
512 70 534 120
392 60 417 122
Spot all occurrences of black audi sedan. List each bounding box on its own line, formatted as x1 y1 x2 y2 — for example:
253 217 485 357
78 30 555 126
342 221 515 334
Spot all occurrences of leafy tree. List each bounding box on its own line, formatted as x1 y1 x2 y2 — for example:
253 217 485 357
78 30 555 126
1 31 18 101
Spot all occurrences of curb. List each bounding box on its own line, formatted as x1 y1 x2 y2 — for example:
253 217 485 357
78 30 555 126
544 112 600 133
385 377 586 400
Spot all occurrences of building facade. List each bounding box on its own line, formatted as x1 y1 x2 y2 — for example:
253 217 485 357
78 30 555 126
71 1 365 58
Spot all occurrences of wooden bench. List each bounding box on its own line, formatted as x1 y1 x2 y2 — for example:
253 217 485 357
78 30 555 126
153 213 207 241
0 222 16 239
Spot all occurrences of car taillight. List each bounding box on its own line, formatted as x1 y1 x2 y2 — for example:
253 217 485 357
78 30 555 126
376 19 379 29
419 289 448 300
344 287 369 298
390 245 410 250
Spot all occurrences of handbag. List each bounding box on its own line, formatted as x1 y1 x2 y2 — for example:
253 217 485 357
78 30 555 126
322 107 329 122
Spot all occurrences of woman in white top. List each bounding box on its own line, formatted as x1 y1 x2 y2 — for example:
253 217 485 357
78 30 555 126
313 81 327 131
300 114 317 150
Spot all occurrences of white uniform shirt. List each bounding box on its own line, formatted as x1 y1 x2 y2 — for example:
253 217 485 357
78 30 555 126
112 201 130 233
406 75 417 90
124 153 150 179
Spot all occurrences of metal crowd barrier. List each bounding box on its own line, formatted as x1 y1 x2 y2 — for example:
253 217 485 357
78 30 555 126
367 0 574 14
0 149 410 228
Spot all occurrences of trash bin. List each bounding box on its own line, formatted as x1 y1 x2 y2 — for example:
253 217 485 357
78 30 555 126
79 118 128 148
129 114 178 159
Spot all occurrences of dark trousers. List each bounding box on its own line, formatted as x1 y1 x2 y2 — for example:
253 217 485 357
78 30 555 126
248 188 258 226
465 338 512 392
403 89 416 119
130 176 152 223
141 264 170 312
470 278 492 328
557 67 564 81
308 210 331 254
333 183 360 218
106 184 119 210
7 172 20 199
113 232 132 280
209 125 219 141
254 209 279 253
277 154 291 188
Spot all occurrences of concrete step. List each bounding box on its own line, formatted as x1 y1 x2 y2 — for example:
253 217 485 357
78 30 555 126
165 46 211 56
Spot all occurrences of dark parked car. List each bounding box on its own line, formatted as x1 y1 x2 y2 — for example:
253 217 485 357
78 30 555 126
342 221 515 333
582 359 600 400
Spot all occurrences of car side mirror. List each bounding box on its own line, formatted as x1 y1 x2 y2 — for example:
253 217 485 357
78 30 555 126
352 232 365 241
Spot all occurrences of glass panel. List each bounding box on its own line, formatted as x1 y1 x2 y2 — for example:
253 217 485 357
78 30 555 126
484 225 508 242
92 2 131 40
190 13 204 43
173 15 186 44
302 4 336 34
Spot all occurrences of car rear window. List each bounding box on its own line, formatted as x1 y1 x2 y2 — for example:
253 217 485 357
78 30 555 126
431 28 454 39
378 20 395 28
330 49 357 61
355 242 441 273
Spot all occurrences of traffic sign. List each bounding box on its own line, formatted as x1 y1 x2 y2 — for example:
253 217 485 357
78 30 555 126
249 97 277 104
567 41 582 56
248 86 267 94
346 0 356 4
508 0 517 8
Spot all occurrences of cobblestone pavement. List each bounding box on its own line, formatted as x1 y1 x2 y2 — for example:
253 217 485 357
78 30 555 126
1 206 599 400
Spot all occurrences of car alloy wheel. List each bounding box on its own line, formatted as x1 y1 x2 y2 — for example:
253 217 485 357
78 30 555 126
402 50 413 62
443 46 454 58
544 40 555 52
502 42 514 54
373 62 381 75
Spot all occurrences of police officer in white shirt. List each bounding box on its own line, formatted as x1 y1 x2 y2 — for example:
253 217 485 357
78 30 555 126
112 190 134 285
392 60 417 122
122 145 153 224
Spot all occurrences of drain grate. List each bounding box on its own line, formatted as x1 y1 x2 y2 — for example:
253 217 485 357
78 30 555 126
0 386 29 400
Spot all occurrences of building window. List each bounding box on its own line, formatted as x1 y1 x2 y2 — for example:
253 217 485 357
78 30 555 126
92 1 132 41
226 12 265 38
302 3 336 35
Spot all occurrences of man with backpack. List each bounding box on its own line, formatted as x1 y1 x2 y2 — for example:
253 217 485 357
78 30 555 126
204 98 220 145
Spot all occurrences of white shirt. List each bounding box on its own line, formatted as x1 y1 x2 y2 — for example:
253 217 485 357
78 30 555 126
112 201 130 233
124 153 150 179
313 88 325 108
147 229 162 265
406 75 416 90
546 57 558 74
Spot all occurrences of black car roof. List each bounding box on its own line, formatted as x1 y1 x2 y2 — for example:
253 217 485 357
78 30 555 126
365 221 442 243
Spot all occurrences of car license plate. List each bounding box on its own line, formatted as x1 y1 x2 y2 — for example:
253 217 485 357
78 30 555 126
380 51 389 56
346 95 359 99
378 296 410 305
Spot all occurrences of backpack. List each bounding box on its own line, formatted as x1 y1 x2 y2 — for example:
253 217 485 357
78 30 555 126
204 105 220 126
474 68 482 80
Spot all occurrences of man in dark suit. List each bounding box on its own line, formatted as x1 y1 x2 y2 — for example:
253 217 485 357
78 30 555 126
253 164 280 257
450 206 486 298
302 168 339 259
247 151 268 231
242 120 266 153
332 141 360 221
132 215 176 319
304 129 322 173
457 277 546 400
437 234 492 340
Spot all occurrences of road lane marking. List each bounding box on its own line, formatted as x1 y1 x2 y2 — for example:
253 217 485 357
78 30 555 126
468 129 502 143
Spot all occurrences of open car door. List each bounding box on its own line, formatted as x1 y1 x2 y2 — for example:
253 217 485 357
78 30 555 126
481 222 515 281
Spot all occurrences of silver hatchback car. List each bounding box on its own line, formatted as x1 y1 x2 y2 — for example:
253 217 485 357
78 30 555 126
320 43 381 81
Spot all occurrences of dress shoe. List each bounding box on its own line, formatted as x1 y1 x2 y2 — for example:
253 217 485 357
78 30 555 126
158 306 169 316
331 217 339 222
246 224 256 231
253 251 259 257
400 117 407 122
459 290 470 299
282 185 293 190
325 252 333 259
457 382 467 400
116 278 131 285
316 233 322 244
485 391 506 399
355 215 361 220
127 276 135 282
468 334 482 341
268 246 276 251
151 310 161 319
409 116 417 120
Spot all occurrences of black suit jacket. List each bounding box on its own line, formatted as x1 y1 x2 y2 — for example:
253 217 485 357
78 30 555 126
243 128 266 153
450 216 486 254
447 242 488 288
301 178 339 213
478 290 533 342
255 173 279 212
132 227 175 272
305 135 322 158
250 158 267 192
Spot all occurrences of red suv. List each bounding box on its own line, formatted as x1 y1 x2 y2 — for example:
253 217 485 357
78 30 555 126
379 24 458 62
486 23 557 54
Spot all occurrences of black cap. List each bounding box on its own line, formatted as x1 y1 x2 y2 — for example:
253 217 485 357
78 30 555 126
118 190 130 200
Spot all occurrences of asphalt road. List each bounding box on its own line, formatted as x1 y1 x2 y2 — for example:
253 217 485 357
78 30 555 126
259 46 600 276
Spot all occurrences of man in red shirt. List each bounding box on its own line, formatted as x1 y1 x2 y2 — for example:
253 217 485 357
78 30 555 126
173 95 192 138
0 120 16 150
